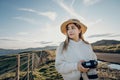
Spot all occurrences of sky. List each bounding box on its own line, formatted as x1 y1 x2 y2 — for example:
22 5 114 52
0 0 120 49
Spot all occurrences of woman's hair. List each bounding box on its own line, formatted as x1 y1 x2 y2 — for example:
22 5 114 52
62 23 89 52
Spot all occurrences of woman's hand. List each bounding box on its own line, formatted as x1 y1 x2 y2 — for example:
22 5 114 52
77 60 89 73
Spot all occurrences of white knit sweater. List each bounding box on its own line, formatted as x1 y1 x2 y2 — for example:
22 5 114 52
55 39 98 80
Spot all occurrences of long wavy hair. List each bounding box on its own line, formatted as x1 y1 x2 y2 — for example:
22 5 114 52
62 23 89 52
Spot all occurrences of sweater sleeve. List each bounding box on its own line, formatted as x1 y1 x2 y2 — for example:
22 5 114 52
89 44 97 60
88 45 98 78
55 42 78 74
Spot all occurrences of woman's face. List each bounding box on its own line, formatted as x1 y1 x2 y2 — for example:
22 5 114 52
67 23 81 40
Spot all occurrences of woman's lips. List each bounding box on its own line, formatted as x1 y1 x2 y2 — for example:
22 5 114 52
69 34 74 36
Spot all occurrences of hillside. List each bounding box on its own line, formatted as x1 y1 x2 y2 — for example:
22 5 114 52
0 39 120 55
92 39 120 46
0 49 120 80
91 39 120 53
0 50 57 80
0 46 57 55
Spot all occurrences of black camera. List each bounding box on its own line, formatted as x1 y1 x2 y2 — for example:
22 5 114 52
81 60 98 68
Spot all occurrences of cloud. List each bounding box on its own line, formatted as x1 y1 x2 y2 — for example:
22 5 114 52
18 8 57 21
37 12 57 21
18 8 36 12
107 34 120 37
13 16 39 24
88 19 102 26
0 38 19 41
54 0 102 27
35 41 53 44
83 0 101 6
17 32 29 35
71 0 76 8
88 33 120 38
53 0 85 21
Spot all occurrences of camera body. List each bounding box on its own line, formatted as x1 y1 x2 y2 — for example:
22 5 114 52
81 60 98 68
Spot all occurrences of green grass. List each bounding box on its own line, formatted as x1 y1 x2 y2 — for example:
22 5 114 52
37 61 63 80
93 44 120 53
1 49 120 80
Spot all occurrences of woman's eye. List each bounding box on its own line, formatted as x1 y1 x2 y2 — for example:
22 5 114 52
67 26 75 30
67 28 70 30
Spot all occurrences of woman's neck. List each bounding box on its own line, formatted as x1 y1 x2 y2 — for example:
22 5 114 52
71 38 80 42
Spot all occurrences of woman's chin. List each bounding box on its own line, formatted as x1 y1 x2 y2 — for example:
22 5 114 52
69 36 74 39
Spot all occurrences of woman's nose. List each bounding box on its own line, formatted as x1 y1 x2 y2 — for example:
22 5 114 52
69 30 73 33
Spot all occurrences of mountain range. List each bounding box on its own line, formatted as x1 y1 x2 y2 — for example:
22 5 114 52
0 46 57 55
0 39 120 55
91 39 120 46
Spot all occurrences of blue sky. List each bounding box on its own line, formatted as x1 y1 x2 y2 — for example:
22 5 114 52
0 0 120 49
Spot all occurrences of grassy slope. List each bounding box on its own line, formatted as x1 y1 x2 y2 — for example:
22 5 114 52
33 60 63 80
92 44 120 53
1 48 120 80
34 60 120 80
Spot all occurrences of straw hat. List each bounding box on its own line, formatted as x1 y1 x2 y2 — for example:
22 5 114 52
61 19 87 35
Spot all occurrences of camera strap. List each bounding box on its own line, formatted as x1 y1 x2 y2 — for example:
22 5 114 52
80 72 98 80
80 72 83 80
87 74 98 79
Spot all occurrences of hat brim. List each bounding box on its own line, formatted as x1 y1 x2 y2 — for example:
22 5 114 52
61 20 87 35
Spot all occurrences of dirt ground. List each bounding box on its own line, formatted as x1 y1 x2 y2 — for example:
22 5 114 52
96 53 120 64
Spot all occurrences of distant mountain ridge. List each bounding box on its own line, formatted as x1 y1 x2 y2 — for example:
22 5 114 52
0 46 57 55
91 39 120 53
0 39 120 55
92 39 120 46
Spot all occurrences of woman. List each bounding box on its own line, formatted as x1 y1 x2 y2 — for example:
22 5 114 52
55 19 98 80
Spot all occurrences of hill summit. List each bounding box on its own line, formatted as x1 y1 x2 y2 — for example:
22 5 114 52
92 39 120 46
